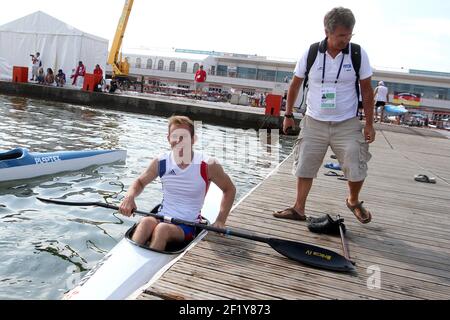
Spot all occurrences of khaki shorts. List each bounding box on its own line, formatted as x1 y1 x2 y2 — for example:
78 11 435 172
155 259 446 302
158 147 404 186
195 82 204 91
293 116 372 182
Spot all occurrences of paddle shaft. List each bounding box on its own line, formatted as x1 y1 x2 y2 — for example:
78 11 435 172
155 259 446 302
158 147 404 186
95 202 271 243
36 198 281 243
337 215 354 265
339 224 350 260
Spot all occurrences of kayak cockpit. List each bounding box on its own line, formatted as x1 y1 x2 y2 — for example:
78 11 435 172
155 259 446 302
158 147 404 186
0 148 26 161
124 204 209 255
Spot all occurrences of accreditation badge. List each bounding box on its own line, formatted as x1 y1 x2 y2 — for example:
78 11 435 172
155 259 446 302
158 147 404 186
321 86 337 109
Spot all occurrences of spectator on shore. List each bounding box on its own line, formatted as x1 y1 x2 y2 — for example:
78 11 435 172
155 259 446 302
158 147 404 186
259 93 265 107
45 68 55 86
109 79 118 93
194 65 207 99
93 64 104 92
71 61 86 87
100 78 109 92
55 69 66 87
70 69 76 84
374 81 389 123
37 67 45 84
30 52 41 81
93 64 103 77
282 91 288 110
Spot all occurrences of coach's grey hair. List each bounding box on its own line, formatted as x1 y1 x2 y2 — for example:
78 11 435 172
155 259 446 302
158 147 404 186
324 7 356 33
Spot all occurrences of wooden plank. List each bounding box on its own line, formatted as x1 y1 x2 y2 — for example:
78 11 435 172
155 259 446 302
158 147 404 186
199 236 450 298
237 203 450 245
178 246 428 299
235 203 450 247
220 214 450 274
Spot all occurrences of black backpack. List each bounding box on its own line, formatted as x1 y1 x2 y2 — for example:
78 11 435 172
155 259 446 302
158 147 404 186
300 40 362 112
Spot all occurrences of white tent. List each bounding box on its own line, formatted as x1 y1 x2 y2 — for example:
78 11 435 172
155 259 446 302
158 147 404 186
0 11 108 79
0 57 12 80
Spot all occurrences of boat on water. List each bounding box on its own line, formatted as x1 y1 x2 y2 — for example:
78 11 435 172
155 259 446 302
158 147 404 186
63 182 222 300
0 147 127 183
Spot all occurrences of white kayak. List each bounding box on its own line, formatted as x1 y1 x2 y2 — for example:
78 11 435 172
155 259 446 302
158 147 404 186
0 148 127 182
63 183 222 300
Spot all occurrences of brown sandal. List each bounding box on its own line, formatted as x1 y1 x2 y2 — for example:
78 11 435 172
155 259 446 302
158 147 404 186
346 199 372 224
273 207 306 221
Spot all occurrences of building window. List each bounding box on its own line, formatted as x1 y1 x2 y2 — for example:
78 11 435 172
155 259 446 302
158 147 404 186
169 61 176 72
237 67 257 80
217 65 228 77
158 60 164 70
228 66 237 78
257 69 276 82
146 59 152 69
193 63 200 73
135 58 142 69
181 62 188 73
276 71 293 83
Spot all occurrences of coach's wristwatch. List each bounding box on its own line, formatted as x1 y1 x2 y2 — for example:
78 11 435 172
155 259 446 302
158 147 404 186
284 113 295 119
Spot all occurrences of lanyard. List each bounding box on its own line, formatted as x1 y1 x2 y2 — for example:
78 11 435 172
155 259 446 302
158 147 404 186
321 53 346 84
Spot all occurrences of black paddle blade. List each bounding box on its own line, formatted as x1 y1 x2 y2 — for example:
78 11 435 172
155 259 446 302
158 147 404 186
37 197 100 207
268 238 355 273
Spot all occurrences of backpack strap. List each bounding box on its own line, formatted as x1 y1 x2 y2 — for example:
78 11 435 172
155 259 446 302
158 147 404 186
350 43 361 101
350 43 361 75
298 42 320 112
350 43 362 116
303 42 320 91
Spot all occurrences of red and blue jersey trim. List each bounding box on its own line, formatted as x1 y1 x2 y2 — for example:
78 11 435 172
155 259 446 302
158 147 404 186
200 161 209 195
159 159 167 178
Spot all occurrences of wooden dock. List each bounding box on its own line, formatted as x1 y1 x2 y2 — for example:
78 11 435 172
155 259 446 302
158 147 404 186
138 126 450 300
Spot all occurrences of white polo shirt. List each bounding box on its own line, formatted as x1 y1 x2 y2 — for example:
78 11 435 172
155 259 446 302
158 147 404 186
295 43 373 122
375 85 388 102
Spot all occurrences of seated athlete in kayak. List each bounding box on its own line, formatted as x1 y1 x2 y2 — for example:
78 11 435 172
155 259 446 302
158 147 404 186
119 116 236 251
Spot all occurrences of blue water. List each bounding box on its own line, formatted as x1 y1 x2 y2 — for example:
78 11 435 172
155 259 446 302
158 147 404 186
0 95 295 299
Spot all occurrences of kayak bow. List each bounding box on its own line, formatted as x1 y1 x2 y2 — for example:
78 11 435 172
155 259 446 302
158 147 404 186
0 147 127 182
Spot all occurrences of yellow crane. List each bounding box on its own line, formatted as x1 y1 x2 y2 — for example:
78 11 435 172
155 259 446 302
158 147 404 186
108 0 134 79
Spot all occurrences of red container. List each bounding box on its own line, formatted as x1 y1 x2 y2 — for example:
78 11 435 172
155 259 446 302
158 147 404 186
82 73 97 92
13 66 29 83
265 94 282 117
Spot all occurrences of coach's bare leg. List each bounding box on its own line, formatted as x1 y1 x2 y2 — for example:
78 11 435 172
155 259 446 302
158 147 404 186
294 177 314 215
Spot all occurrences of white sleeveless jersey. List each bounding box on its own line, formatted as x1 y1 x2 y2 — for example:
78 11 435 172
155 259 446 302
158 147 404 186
158 151 210 221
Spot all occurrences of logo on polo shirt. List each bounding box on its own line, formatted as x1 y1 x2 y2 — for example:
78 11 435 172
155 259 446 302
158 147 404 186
168 169 177 176
343 64 353 71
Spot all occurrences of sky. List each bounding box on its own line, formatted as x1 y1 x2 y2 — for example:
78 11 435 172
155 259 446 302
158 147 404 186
1 0 450 73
